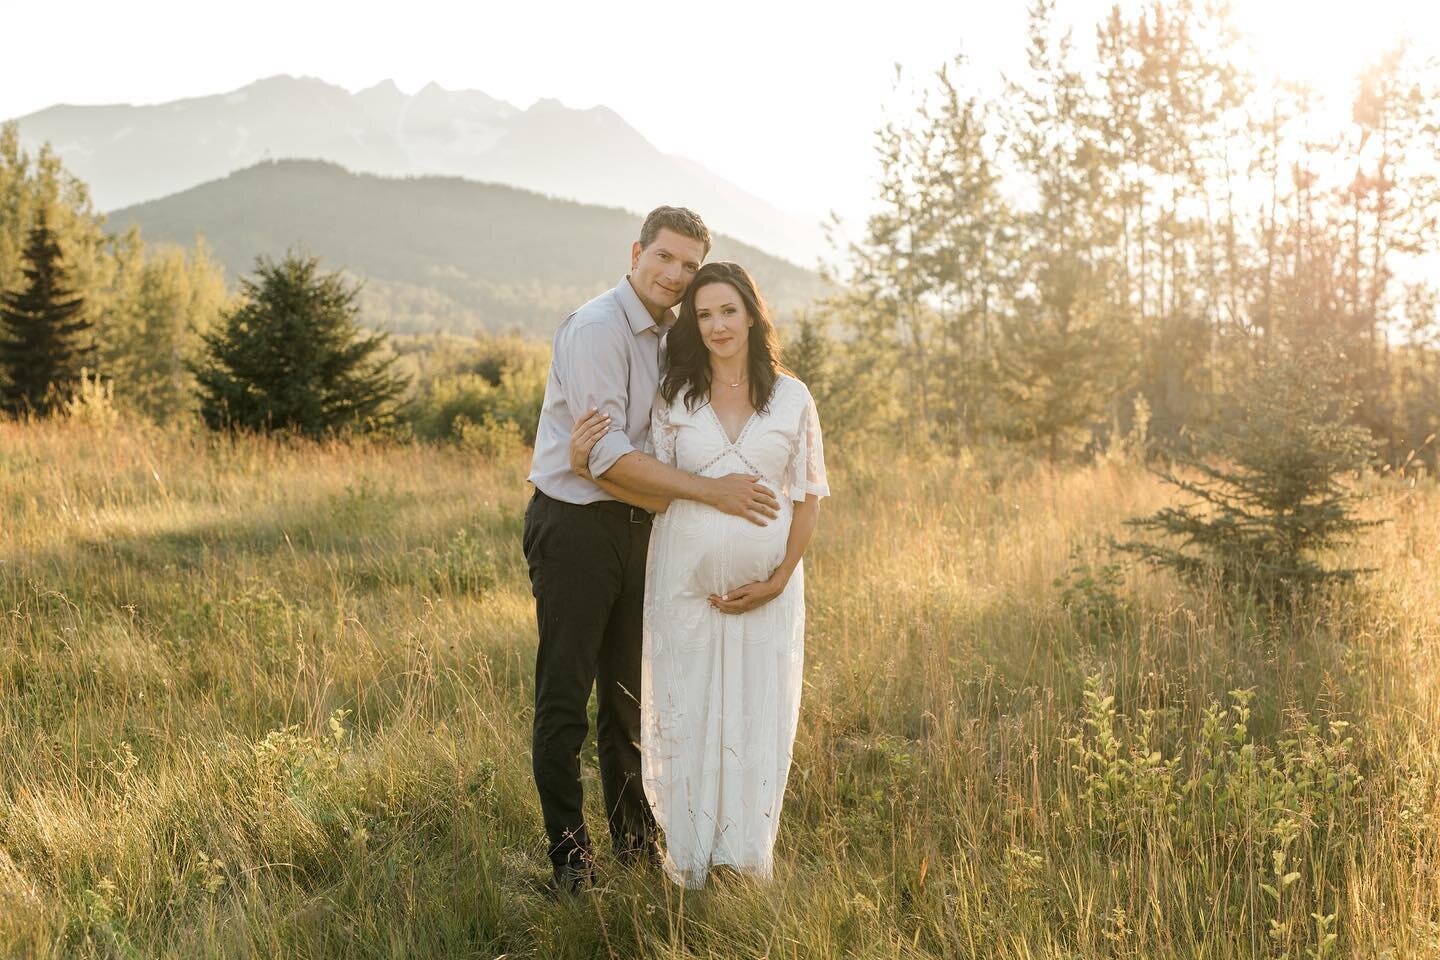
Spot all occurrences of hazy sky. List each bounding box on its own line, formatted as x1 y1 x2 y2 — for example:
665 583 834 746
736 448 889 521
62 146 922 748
3 0 1436 241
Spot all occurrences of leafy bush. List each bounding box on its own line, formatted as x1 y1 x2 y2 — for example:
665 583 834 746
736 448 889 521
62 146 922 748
454 414 525 460
1053 549 1130 641
403 333 546 447
1066 674 1360 958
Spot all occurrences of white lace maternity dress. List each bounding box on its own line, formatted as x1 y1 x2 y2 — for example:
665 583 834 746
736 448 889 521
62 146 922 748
640 374 829 888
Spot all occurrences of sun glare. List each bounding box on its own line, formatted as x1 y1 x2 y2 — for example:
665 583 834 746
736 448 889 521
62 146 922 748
1216 0 1440 207
1233 0 1436 117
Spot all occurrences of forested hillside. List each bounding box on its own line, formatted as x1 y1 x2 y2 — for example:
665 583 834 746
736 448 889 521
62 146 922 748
107 160 830 335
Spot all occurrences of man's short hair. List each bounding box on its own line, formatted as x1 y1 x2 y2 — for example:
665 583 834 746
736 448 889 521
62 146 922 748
639 206 711 257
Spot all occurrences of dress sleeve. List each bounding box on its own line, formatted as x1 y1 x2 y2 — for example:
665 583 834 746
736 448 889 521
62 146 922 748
650 394 677 467
787 383 829 502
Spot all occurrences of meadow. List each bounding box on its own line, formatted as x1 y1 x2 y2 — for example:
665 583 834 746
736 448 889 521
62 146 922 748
1 417 1438 958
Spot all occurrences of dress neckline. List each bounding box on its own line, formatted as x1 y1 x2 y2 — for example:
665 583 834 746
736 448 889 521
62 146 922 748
700 376 785 446
705 401 758 447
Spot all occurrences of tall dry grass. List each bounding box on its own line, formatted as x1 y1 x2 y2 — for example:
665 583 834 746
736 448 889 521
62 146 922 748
1 418 1437 958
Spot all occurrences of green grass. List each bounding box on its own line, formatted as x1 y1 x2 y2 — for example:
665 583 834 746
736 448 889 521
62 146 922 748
2 418 1438 958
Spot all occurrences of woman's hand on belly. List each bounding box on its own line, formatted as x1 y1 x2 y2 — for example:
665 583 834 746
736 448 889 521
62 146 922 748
707 571 788 615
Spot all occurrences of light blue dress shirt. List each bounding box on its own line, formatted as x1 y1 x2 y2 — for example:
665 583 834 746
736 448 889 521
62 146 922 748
527 276 673 504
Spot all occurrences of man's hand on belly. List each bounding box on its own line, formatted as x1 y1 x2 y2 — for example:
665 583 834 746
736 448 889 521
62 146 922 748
707 474 780 526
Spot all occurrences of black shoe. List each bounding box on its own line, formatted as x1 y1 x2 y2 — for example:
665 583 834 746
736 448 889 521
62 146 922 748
545 859 596 898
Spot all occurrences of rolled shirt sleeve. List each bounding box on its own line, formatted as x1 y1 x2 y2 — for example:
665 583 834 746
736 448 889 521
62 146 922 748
589 426 636 478
556 319 638 478
527 277 669 505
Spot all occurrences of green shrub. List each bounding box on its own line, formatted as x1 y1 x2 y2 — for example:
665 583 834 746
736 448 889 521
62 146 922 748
404 334 546 446
1066 674 1361 958
1115 349 1383 601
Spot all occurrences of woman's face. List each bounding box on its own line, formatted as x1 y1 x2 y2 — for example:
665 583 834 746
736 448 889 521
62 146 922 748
694 281 752 364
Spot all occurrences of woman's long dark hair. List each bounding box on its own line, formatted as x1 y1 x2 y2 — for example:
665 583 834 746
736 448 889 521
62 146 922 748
661 261 788 414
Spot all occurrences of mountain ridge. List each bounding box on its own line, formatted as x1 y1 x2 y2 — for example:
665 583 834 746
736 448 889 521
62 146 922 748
11 74 823 265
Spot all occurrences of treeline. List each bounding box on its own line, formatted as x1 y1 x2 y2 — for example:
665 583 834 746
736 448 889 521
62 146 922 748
7 0 1438 469
809 0 1440 467
0 124 228 424
0 123 548 446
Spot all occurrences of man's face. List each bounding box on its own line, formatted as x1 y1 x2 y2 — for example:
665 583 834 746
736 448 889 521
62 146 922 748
630 228 705 317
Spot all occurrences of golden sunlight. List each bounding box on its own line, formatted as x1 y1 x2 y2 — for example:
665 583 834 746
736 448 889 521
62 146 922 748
1233 0 1436 110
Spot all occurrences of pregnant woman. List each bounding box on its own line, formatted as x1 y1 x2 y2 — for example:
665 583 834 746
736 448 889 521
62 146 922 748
571 261 828 888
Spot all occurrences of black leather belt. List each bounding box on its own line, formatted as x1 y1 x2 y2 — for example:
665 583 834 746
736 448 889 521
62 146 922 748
534 489 652 524
595 499 653 524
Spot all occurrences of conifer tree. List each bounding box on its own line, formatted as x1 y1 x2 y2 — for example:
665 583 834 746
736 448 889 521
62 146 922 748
0 208 93 416
781 311 829 393
1115 349 1382 600
781 310 873 448
193 252 408 437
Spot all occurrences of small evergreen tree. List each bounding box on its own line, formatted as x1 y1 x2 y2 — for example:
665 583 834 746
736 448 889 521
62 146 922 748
781 311 829 390
1115 349 1383 600
0 209 93 416
780 305 903 453
989 302 1132 460
193 252 408 437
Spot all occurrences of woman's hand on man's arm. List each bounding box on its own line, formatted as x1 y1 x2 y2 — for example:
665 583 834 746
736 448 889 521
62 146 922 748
570 408 673 513
569 407 609 481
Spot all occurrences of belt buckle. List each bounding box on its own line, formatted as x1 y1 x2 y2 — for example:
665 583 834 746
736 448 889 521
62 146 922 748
629 506 649 524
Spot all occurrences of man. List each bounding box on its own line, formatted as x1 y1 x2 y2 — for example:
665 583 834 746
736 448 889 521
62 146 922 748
523 206 780 895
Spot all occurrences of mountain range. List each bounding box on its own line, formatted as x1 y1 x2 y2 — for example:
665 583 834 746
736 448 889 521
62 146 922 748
11 75 824 266
106 160 830 337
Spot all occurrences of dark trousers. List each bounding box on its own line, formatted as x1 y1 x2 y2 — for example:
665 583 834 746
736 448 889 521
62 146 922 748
522 489 658 869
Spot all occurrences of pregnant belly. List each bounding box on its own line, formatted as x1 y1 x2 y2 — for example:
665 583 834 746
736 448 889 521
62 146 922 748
664 500 792 595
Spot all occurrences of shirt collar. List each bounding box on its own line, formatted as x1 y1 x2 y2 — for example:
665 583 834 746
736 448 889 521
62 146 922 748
618 275 675 335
